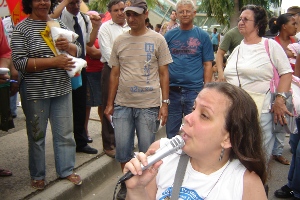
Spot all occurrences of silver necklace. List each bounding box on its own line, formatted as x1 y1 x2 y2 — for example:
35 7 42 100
203 161 231 199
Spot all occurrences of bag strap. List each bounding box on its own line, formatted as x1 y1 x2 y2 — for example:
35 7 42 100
170 153 189 200
264 38 279 93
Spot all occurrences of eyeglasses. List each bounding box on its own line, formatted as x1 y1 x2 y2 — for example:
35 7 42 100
68 0 82 6
33 0 50 3
178 10 193 16
237 17 254 23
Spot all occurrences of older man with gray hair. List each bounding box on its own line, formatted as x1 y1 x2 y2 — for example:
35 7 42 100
164 0 214 139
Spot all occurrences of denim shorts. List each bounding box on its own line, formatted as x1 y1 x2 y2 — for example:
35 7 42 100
113 105 160 163
86 71 102 107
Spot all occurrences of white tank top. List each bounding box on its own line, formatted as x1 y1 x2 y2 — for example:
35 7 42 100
156 139 246 200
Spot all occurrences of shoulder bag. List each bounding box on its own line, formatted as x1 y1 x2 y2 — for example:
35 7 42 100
264 39 295 134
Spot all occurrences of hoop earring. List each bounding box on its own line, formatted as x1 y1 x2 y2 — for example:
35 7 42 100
219 147 225 161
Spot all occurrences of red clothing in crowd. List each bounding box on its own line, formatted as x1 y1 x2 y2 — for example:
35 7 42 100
85 38 103 73
0 18 11 59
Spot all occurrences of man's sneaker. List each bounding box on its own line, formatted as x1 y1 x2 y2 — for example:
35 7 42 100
275 185 294 198
117 182 127 200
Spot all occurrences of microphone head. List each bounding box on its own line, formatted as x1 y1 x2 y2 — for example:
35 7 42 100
170 135 185 150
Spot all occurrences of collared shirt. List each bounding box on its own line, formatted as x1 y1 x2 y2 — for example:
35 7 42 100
60 8 92 56
98 19 130 67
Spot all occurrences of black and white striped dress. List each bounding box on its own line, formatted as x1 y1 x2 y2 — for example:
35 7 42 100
11 18 77 100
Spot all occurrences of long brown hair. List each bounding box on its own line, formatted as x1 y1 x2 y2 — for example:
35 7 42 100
204 82 267 184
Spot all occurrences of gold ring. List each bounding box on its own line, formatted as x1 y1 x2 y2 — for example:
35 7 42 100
282 116 286 118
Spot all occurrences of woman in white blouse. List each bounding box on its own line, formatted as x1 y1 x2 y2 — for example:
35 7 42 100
224 5 293 162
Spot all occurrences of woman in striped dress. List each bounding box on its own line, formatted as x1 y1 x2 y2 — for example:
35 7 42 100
11 0 82 190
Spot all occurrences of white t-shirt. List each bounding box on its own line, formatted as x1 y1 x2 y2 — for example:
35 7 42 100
156 139 246 200
98 19 130 66
224 37 293 113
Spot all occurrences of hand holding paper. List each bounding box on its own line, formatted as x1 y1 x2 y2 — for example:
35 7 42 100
42 21 87 77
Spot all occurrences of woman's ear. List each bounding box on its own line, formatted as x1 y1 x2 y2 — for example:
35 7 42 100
222 132 232 149
282 24 287 30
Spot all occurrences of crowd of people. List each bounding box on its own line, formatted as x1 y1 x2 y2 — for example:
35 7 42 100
1 0 300 200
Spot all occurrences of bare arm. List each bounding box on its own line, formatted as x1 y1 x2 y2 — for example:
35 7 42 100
0 58 11 84
0 58 10 69
86 15 101 47
203 61 213 83
216 48 226 82
271 73 293 125
86 44 101 60
49 0 72 19
104 65 120 120
25 55 75 72
158 65 169 126
55 37 78 57
10 63 19 96
125 141 160 200
242 170 267 200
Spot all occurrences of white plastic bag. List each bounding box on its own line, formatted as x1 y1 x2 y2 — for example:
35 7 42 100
66 54 87 77
50 27 86 77
51 27 78 55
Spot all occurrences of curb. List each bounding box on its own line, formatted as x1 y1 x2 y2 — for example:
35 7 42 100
28 126 166 200
30 155 119 200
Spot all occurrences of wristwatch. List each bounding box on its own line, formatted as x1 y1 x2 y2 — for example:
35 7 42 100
162 99 170 105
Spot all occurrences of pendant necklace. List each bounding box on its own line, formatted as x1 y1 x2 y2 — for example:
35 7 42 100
203 161 231 199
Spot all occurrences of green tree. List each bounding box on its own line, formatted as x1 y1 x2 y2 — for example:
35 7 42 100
88 0 160 13
199 0 282 28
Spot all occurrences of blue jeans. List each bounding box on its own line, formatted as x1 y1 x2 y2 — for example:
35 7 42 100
166 88 199 138
272 132 285 156
10 93 17 117
113 105 160 163
260 113 275 163
287 117 300 198
20 81 75 180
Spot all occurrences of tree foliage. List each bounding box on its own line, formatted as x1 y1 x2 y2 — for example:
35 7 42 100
88 0 160 13
198 0 282 28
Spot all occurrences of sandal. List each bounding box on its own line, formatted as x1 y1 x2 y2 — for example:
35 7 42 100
31 179 45 190
273 155 290 165
66 173 82 185
0 168 12 177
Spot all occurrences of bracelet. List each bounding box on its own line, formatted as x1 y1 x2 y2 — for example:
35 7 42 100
33 58 37 71
275 94 286 104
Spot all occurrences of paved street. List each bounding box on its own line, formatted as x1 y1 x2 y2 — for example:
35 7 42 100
0 104 295 200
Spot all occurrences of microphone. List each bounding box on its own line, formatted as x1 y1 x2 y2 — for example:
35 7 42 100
117 135 185 184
